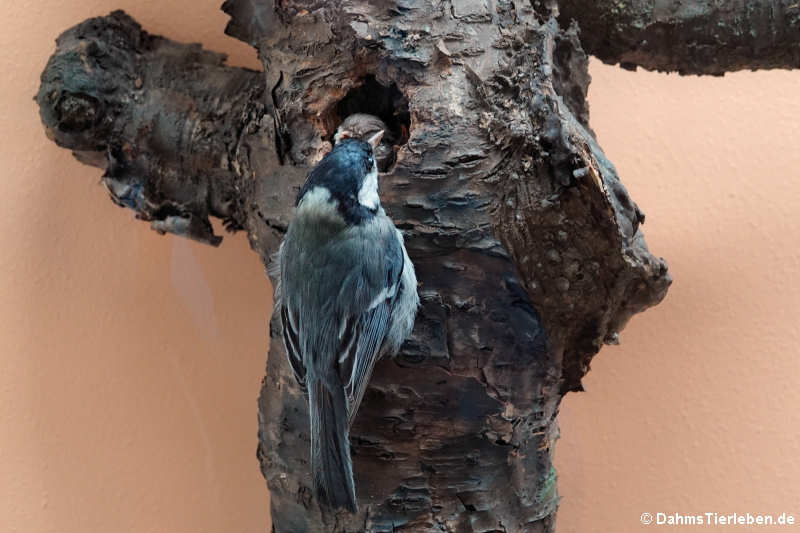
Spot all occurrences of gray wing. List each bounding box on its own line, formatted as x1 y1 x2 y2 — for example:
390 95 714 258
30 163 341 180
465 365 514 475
338 230 404 426
281 303 306 389
279 218 405 426
274 239 308 390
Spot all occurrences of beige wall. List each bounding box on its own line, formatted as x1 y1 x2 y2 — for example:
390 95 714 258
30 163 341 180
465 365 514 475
557 65 800 531
2 2 798 532
2 3 270 532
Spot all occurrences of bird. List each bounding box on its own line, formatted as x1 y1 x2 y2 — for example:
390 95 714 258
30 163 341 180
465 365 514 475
334 113 396 172
272 130 419 512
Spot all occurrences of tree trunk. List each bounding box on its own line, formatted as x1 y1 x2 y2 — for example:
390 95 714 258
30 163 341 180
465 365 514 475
36 1 795 531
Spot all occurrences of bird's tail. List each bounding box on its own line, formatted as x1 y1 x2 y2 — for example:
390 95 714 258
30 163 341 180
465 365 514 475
309 377 357 512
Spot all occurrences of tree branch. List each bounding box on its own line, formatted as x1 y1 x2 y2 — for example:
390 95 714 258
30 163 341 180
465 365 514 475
37 5 673 531
36 10 302 250
216 1 671 529
557 0 800 74
471 18 671 392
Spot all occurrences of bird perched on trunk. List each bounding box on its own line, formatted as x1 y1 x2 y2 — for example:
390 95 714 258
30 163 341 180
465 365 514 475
272 130 419 512
334 113 396 172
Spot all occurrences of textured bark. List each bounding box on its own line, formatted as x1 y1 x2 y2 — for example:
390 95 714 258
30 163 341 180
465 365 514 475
36 11 302 255
557 0 800 74
35 1 795 531
218 3 670 530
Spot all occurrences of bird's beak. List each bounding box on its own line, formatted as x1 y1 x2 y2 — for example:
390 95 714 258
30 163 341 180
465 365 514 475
366 129 384 149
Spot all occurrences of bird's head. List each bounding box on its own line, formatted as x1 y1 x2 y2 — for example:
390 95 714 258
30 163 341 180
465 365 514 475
334 113 388 144
335 113 396 172
296 132 384 224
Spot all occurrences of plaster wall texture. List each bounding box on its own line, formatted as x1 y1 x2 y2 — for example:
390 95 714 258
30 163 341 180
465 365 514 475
1 2 798 532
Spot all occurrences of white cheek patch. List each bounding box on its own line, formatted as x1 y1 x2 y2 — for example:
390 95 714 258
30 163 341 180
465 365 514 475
357 164 380 209
298 186 332 210
297 186 341 221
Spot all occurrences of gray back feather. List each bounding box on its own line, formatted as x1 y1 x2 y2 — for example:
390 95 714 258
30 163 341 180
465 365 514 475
277 202 418 421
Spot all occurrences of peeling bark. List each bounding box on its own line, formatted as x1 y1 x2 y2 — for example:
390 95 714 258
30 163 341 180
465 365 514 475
557 0 800 74
35 11 302 255
216 3 670 529
35 0 795 530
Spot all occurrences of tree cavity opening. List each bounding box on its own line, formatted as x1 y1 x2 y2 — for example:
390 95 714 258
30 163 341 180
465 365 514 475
328 76 410 172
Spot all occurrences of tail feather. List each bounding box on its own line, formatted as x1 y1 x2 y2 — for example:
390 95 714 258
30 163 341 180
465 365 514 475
309 379 357 512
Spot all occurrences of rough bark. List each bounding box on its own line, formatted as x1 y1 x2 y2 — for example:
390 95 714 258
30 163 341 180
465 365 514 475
557 0 800 74
36 11 303 255
35 0 794 530
220 3 670 529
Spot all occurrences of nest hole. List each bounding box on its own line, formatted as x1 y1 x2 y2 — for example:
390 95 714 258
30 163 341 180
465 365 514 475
325 76 410 172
